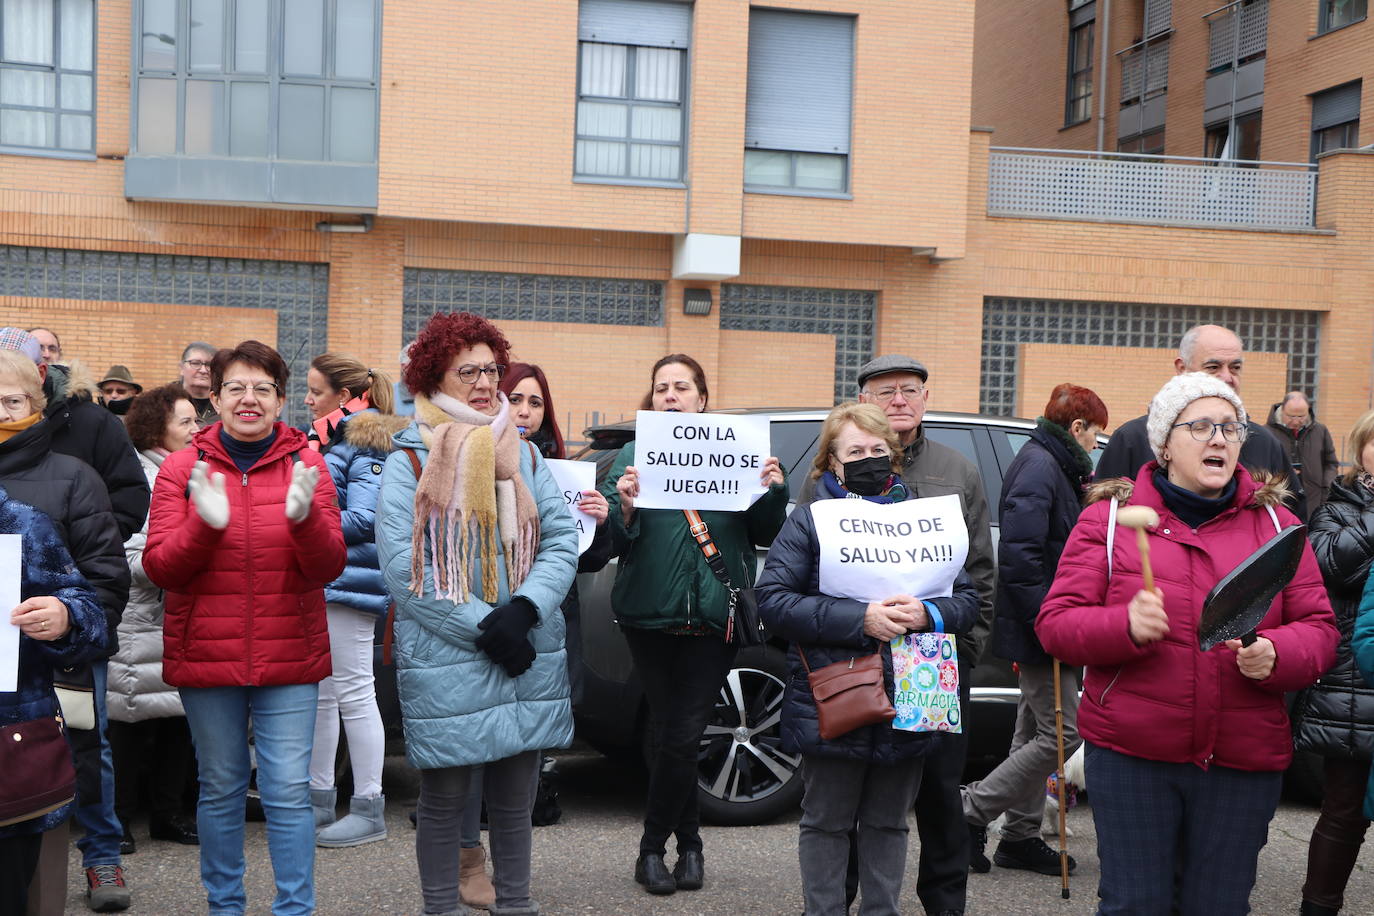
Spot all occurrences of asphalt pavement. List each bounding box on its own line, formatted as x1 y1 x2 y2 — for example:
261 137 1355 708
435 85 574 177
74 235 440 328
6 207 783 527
66 748 1372 915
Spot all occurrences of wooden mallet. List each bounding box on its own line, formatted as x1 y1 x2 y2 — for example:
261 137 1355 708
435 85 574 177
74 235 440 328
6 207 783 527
1116 505 1161 592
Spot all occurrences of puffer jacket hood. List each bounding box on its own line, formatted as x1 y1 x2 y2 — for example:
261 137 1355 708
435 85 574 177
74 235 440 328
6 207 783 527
40 361 150 542
106 451 183 723
1294 477 1374 760
143 422 346 688
755 500 980 763
601 440 789 634
376 418 580 769
1038 462 1337 772
322 410 413 617
0 483 107 838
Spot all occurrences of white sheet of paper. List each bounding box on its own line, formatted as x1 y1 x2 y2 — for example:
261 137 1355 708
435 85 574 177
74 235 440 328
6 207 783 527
632 411 772 512
813 495 969 603
544 459 597 556
0 534 21 692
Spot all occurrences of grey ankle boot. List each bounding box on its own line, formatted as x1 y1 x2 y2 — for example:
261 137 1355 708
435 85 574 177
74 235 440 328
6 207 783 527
316 793 387 847
310 788 336 828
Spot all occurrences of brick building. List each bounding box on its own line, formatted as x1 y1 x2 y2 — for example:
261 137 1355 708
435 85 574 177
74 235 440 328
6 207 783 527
2 0 1371 459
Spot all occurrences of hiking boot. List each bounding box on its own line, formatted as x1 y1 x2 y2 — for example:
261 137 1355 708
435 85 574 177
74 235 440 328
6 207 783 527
994 836 1076 876
967 822 991 873
316 794 386 848
84 865 131 912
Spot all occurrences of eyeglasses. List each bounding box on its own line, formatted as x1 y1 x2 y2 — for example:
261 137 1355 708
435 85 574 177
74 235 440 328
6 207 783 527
1171 420 1247 443
451 363 505 384
0 393 33 412
220 381 280 400
869 385 924 404
183 359 211 371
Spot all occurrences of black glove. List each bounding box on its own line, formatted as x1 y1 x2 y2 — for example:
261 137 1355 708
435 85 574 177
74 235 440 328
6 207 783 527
475 597 539 677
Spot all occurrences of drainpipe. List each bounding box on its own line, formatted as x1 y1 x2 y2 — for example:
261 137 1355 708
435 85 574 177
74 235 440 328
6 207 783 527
1096 0 1111 152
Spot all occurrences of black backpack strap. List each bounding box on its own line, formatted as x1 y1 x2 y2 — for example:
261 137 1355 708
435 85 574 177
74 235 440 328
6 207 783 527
183 449 208 499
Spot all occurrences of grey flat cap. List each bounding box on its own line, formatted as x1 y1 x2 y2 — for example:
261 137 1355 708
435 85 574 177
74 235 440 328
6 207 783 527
856 354 928 390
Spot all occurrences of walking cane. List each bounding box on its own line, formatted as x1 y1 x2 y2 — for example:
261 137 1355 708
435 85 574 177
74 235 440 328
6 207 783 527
1053 657 1070 900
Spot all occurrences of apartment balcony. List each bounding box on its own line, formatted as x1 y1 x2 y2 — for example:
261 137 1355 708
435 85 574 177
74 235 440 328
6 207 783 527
987 148 1316 231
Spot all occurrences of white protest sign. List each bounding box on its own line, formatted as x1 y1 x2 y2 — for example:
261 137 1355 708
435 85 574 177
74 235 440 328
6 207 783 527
813 495 969 603
544 459 597 556
0 534 20 692
632 411 771 512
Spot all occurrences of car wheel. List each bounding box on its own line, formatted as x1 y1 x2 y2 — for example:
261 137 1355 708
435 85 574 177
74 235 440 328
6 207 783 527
695 645 804 826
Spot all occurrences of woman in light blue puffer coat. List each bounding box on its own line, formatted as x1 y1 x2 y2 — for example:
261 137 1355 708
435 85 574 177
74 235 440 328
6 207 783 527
375 312 578 916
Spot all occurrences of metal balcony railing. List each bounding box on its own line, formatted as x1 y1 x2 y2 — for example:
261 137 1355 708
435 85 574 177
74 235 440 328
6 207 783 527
1207 0 1268 69
987 148 1317 231
1120 37 1171 104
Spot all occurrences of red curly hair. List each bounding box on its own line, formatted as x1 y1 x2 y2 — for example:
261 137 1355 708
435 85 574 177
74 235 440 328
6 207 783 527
403 312 512 398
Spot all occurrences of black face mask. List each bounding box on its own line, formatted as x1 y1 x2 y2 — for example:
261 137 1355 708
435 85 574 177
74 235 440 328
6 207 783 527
840 456 892 496
104 398 132 416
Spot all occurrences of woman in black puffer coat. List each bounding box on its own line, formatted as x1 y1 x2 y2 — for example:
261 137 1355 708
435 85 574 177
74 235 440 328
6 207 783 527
1297 408 1374 916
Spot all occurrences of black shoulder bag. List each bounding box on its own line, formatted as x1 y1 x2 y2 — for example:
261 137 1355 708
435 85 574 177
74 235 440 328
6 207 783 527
683 509 767 647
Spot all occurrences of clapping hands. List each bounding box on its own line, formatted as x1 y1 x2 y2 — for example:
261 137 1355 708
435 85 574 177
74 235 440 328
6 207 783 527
285 463 319 523
188 461 230 530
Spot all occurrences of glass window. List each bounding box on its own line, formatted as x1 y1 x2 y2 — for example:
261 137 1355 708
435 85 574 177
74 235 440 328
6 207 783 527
1205 112 1261 163
575 42 685 182
134 0 378 163
1313 120 1359 156
1322 0 1367 32
1117 128 1165 155
744 149 847 192
0 0 95 153
1066 20 1094 125
769 419 822 503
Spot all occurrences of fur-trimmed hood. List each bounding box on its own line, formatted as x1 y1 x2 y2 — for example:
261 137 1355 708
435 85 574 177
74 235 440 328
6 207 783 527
342 410 411 454
1088 462 1291 509
43 359 96 406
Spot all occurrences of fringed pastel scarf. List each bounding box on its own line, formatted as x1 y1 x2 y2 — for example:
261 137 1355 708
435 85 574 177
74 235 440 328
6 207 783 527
409 391 540 603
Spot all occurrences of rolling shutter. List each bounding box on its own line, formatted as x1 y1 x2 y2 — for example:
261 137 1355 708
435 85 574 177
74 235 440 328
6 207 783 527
745 9 854 154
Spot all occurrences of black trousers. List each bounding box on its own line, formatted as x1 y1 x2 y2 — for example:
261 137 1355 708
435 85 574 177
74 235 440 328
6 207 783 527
1302 755 1372 910
846 657 972 913
623 628 737 858
0 831 43 916
108 716 196 829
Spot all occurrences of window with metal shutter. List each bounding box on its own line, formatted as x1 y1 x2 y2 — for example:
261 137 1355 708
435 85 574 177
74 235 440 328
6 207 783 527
1312 81 1361 131
578 0 691 49
744 9 854 155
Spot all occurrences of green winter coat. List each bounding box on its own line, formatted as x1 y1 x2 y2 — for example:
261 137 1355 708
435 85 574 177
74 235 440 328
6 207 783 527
601 441 788 634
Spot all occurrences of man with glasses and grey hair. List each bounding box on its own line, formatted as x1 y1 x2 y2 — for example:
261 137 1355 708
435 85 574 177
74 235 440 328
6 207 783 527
175 342 218 427
1094 324 1303 518
797 354 995 916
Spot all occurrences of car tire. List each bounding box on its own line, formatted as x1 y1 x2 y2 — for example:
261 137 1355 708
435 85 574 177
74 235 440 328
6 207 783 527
693 644 804 826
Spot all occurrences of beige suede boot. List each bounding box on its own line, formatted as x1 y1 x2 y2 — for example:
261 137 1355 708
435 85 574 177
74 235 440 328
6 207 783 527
459 844 496 908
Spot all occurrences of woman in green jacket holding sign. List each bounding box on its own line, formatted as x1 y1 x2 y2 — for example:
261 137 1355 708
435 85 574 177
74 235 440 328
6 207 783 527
601 353 788 897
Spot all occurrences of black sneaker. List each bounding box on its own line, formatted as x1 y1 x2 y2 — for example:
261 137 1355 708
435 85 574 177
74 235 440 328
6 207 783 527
993 836 1076 876
634 853 676 895
967 822 991 873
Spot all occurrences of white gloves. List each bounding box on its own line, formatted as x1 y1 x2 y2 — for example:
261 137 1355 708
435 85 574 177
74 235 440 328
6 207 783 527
285 463 319 523
188 461 230 530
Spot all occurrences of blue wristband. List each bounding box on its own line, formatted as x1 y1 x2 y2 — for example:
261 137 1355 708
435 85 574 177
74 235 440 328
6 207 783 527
923 600 944 633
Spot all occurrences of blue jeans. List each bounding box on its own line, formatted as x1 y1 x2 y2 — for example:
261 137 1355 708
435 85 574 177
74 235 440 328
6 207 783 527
73 660 123 868
181 684 319 916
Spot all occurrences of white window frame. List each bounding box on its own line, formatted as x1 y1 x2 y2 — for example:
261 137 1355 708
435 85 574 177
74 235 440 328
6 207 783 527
0 0 96 158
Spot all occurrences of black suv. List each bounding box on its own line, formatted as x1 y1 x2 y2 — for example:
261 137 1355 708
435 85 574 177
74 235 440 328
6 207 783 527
570 408 1083 826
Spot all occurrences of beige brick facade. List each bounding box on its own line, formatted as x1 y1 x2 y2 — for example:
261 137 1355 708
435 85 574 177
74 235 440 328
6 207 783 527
3 0 1372 460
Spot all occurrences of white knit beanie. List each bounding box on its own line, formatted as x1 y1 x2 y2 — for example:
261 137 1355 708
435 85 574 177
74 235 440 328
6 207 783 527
1146 371 1247 462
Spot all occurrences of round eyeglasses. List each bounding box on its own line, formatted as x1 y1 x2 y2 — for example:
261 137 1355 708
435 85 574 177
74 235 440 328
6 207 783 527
1171 420 1247 443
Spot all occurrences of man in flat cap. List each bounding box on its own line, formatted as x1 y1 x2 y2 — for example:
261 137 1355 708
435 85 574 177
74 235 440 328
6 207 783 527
799 354 995 916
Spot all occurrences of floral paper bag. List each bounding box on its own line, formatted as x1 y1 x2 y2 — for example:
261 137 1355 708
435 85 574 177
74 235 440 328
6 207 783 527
890 631 961 733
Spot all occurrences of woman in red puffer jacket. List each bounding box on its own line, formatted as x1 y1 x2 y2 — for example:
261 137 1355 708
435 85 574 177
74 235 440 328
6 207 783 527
144 340 344 916
1037 372 1336 916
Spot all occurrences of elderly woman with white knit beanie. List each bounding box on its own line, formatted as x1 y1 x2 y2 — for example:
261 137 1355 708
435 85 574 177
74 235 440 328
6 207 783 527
1036 372 1339 914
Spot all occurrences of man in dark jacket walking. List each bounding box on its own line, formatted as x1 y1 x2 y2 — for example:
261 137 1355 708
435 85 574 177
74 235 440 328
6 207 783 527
798 353 996 916
963 384 1107 877
1095 324 1304 519
1267 392 1339 518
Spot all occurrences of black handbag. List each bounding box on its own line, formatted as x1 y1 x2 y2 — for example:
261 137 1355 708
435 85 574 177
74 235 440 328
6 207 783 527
683 509 767 647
